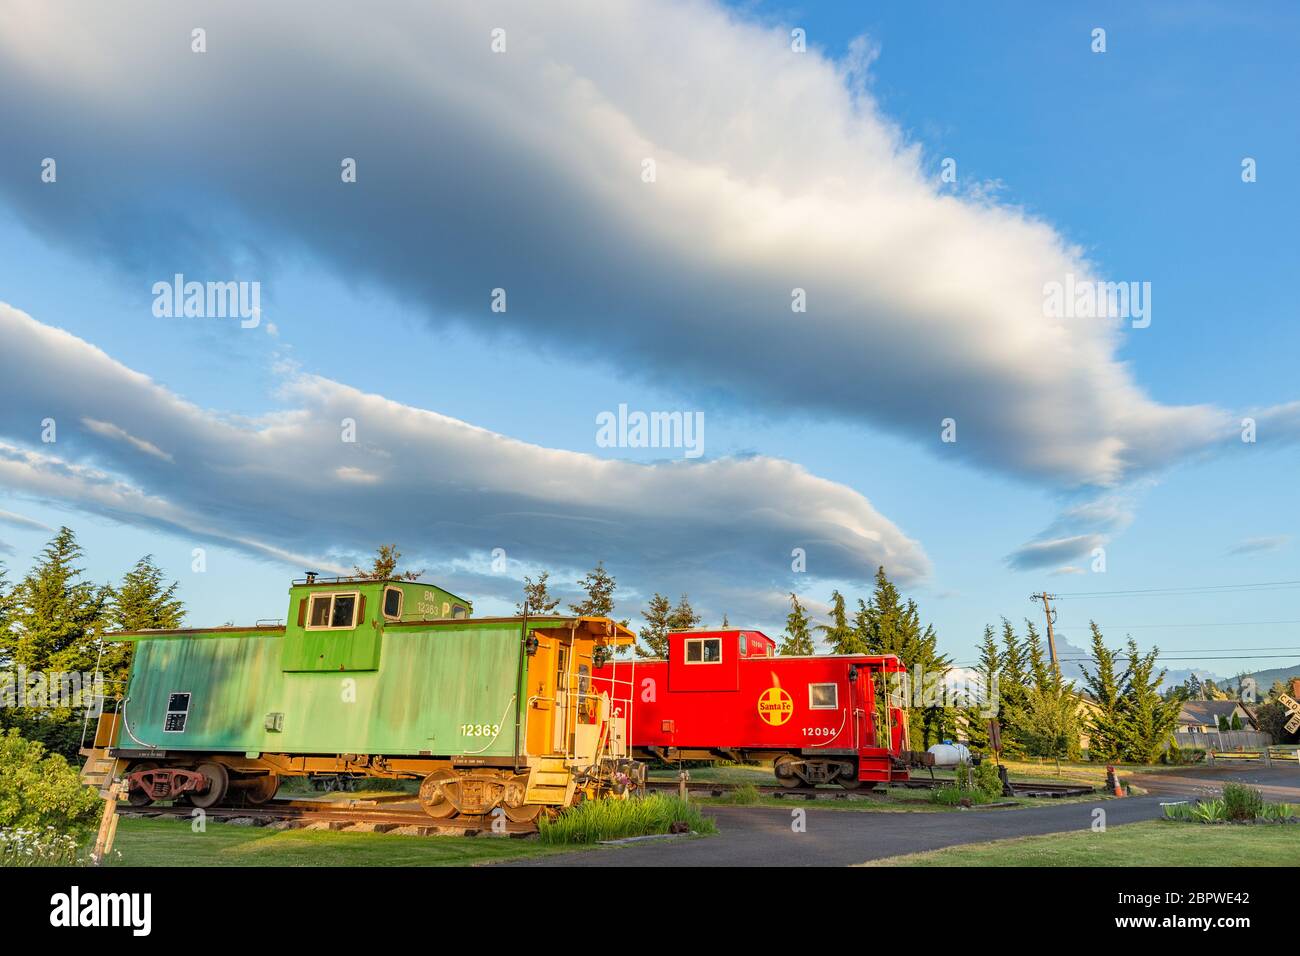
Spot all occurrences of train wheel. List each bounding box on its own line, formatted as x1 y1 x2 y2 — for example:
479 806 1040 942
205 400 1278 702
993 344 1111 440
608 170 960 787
773 755 805 789
125 761 158 806
418 769 459 819
502 803 544 824
838 777 863 790
243 773 279 805
190 762 230 809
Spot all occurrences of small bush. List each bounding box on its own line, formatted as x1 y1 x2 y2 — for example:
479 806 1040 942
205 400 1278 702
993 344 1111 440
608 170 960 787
1222 783 1265 822
0 729 100 837
722 783 759 805
1261 802 1296 822
1161 802 1194 821
538 794 716 845
972 761 1003 799
1192 799 1226 823
931 785 991 806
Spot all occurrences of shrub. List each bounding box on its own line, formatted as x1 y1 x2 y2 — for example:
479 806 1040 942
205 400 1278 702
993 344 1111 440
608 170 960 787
1221 782 1264 822
972 760 1003 800
0 729 101 837
1161 802 1194 821
722 783 759 805
1261 802 1296 822
1192 799 1226 823
538 794 716 845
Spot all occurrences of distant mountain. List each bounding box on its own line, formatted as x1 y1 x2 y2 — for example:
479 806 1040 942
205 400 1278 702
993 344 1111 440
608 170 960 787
1224 664 1300 695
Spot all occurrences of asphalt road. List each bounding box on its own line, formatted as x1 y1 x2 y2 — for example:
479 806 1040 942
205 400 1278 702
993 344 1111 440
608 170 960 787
515 765 1300 867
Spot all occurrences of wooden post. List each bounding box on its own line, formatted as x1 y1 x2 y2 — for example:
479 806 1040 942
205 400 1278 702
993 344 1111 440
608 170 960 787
91 781 121 866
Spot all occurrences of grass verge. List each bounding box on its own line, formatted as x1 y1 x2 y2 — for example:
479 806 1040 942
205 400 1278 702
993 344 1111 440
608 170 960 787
104 817 569 867
866 819 1300 867
538 794 716 845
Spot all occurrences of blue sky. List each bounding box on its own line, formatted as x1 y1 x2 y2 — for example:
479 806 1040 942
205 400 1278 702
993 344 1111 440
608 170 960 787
0 0 1297 682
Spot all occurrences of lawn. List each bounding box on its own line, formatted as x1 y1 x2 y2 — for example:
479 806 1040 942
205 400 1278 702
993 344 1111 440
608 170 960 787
866 820 1300 867
104 817 574 867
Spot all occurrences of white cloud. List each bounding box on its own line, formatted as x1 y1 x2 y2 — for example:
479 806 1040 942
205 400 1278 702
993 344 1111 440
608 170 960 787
0 0 1290 496
0 302 928 620
0 508 52 532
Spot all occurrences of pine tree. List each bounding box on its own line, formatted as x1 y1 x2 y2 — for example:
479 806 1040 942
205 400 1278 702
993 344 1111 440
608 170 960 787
1118 638 1181 763
110 555 184 632
569 561 617 618
1079 622 1126 762
636 593 673 658
996 618 1029 756
858 567 952 748
1023 620 1051 690
667 595 701 633
778 593 815 656
815 590 861 654
517 571 561 615
0 528 110 758
963 624 1001 749
354 544 422 581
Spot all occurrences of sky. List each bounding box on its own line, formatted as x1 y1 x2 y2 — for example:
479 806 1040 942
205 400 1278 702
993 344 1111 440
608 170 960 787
0 0 1297 683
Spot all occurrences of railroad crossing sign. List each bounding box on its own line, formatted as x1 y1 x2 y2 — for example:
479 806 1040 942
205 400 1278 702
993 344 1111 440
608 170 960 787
1280 694 1300 736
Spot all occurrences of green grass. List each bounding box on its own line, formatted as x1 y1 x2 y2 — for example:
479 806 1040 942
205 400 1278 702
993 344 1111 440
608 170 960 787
867 820 1300 867
646 763 772 784
538 794 716 845
104 817 571 867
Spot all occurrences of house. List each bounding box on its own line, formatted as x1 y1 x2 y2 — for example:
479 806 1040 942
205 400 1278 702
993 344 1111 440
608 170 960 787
1176 700 1256 735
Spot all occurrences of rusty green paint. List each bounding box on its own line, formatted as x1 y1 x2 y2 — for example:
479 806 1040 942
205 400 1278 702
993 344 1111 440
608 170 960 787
115 611 578 760
279 580 471 672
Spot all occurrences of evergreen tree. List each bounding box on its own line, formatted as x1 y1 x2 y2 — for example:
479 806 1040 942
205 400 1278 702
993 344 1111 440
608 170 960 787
0 528 110 758
815 590 862 654
569 561 617 618
962 625 1001 750
1078 622 1126 762
354 544 422 581
996 619 1030 756
667 594 701 633
517 571 561 615
1117 637 1181 762
1023 620 1051 690
636 593 673 658
858 567 952 748
778 593 815 656
110 555 184 632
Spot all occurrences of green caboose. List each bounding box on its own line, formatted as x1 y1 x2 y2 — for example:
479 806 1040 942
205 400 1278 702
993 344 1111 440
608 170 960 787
84 576 638 822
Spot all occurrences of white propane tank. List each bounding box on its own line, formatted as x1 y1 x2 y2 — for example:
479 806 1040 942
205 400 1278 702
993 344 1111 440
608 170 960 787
927 743 972 768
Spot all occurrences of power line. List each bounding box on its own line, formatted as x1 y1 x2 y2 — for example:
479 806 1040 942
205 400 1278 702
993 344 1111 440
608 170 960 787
1052 579 1300 599
1073 620 1300 630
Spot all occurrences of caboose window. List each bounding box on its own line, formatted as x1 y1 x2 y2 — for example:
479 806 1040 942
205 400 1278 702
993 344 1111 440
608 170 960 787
685 637 721 664
739 635 748 657
382 586 403 620
809 683 838 710
305 591 361 630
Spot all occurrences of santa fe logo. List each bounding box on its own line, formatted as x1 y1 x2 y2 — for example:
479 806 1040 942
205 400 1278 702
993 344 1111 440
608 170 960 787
758 687 793 726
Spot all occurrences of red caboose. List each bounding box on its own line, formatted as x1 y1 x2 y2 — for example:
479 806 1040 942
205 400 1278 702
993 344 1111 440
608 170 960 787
593 629 913 788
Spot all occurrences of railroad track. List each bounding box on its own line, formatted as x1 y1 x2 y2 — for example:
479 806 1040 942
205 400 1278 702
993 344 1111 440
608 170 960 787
118 797 540 836
646 777 1096 799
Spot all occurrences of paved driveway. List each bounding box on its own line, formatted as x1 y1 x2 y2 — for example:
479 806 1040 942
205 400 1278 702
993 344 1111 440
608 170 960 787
514 796 1167 867
514 764 1300 866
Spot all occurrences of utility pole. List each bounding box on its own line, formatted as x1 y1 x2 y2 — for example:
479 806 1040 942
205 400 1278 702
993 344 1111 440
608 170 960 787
1030 592 1060 677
